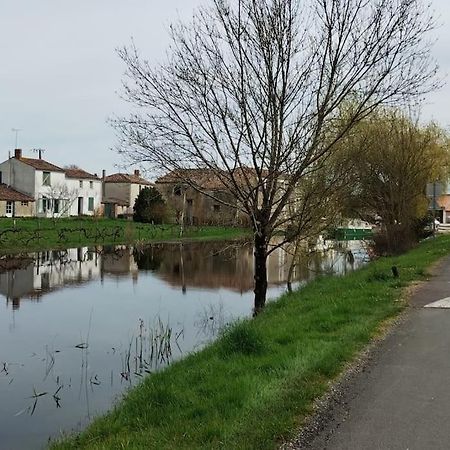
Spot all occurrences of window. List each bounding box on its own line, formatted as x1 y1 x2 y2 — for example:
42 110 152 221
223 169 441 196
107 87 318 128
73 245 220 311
88 197 94 211
43 171 51 186
173 185 183 196
6 201 13 215
42 196 48 212
213 204 221 212
79 180 83 188
21 201 28 206
54 199 60 214
89 180 93 189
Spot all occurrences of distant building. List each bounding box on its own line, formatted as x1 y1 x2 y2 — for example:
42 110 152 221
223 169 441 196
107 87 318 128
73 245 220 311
0 149 102 217
103 170 152 218
155 168 250 226
0 183 35 217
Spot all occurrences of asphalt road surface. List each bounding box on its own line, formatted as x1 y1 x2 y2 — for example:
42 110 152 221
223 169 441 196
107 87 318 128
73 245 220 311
304 256 450 450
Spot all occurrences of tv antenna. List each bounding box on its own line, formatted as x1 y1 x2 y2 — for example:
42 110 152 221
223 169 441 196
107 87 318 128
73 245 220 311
31 148 46 159
11 128 22 148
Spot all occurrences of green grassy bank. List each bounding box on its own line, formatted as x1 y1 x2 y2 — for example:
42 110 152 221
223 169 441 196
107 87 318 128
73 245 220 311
0 217 248 254
52 235 450 450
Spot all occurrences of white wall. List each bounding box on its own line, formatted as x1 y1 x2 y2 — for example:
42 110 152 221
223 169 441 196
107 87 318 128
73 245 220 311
66 178 102 216
0 158 36 196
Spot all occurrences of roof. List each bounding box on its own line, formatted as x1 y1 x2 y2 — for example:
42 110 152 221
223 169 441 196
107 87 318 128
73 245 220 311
156 169 228 190
155 168 266 191
0 184 35 202
104 173 152 185
65 168 100 180
17 157 65 172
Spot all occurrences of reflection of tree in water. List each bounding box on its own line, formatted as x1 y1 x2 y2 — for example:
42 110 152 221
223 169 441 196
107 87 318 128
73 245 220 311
132 245 164 271
194 301 230 345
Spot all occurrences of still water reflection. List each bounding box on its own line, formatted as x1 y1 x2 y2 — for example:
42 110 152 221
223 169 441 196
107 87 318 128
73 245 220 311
0 239 366 449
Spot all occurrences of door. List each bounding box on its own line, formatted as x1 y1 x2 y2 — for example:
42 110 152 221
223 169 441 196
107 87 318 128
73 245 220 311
5 201 13 218
77 197 83 215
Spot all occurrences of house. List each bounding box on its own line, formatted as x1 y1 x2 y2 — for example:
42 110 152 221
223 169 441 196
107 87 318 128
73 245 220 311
103 170 152 218
155 169 249 226
0 183 35 217
0 149 102 217
64 168 102 216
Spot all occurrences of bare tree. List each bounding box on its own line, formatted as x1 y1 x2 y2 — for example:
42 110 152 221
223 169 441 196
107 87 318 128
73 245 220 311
44 183 79 219
114 0 438 312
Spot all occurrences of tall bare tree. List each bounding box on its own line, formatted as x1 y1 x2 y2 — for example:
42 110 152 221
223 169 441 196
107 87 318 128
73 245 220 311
114 0 438 312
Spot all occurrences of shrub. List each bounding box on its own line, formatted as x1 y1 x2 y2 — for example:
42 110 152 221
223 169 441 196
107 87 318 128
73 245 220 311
133 187 167 224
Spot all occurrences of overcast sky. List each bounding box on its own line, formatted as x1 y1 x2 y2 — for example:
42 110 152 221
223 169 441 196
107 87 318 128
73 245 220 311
0 0 449 178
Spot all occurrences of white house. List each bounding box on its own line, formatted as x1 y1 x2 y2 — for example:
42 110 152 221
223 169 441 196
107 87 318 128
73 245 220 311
0 149 102 217
64 168 102 216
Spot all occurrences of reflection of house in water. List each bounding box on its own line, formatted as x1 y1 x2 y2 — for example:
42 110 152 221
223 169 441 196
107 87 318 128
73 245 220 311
141 240 367 293
0 248 101 309
0 240 368 309
100 246 139 282
137 241 305 293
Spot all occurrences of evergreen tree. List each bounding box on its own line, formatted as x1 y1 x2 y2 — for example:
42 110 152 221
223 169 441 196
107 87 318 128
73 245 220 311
133 187 167 224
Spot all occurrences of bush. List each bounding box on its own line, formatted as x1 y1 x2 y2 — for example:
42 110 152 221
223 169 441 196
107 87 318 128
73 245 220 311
133 187 167 224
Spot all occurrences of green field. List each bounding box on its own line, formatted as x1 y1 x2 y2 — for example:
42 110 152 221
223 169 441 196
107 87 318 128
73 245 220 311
51 235 450 449
0 217 249 254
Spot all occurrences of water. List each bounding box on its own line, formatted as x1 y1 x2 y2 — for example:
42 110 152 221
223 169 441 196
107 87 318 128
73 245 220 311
0 239 367 449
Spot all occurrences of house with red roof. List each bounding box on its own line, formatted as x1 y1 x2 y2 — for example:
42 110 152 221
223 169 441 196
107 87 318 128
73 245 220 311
0 183 34 217
0 149 102 217
103 170 152 218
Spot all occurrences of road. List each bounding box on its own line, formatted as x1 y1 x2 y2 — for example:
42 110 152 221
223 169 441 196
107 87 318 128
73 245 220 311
302 255 450 450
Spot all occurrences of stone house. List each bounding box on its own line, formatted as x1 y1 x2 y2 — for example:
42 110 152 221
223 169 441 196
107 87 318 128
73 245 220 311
103 170 152 218
0 183 34 217
155 169 251 226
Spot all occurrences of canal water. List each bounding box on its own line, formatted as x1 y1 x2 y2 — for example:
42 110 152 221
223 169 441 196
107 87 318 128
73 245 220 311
0 239 367 449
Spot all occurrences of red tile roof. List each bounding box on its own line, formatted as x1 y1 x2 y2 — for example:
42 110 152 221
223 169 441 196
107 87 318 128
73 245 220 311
156 169 228 190
155 168 265 191
104 173 152 185
65 168 100 180
17 157 65 172
0 184 34 202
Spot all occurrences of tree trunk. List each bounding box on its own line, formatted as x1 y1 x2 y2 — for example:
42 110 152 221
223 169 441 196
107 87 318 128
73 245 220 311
253 232 268 315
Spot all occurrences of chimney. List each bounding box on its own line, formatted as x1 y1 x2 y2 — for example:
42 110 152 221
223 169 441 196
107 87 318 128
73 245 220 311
14 149 22 159
134 169 140 177
38 149 42 159
102 169 106 180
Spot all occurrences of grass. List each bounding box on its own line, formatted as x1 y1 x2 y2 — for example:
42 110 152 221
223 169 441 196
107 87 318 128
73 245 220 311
51 235 450 450
0 217 248 255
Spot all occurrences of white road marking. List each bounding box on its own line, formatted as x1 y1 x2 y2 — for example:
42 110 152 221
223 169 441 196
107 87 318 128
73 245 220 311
424 297 450 308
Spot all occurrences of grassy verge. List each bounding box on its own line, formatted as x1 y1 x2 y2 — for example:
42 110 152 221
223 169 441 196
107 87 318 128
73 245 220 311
0 217 248 254
51 235 450 450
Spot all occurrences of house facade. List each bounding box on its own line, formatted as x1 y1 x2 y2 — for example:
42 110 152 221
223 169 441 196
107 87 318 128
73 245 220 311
0 149 102 217
65 168 102 216
155 169 248 226
0 183 35 217
103 170 152 218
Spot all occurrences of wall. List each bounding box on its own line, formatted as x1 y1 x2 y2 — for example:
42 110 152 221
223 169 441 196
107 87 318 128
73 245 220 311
0 200 34 217
156 183 245 226
0 159 36 196
66 178 103 216
104 183 131 213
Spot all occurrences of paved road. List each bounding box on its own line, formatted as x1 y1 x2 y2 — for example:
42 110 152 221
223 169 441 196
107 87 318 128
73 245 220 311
306 256 450 450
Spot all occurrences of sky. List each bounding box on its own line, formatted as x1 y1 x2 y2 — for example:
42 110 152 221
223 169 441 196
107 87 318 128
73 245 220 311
0 0 449 178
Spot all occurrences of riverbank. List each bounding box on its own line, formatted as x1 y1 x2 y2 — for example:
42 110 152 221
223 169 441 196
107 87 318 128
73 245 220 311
51 235 450 450
0 218 248 254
